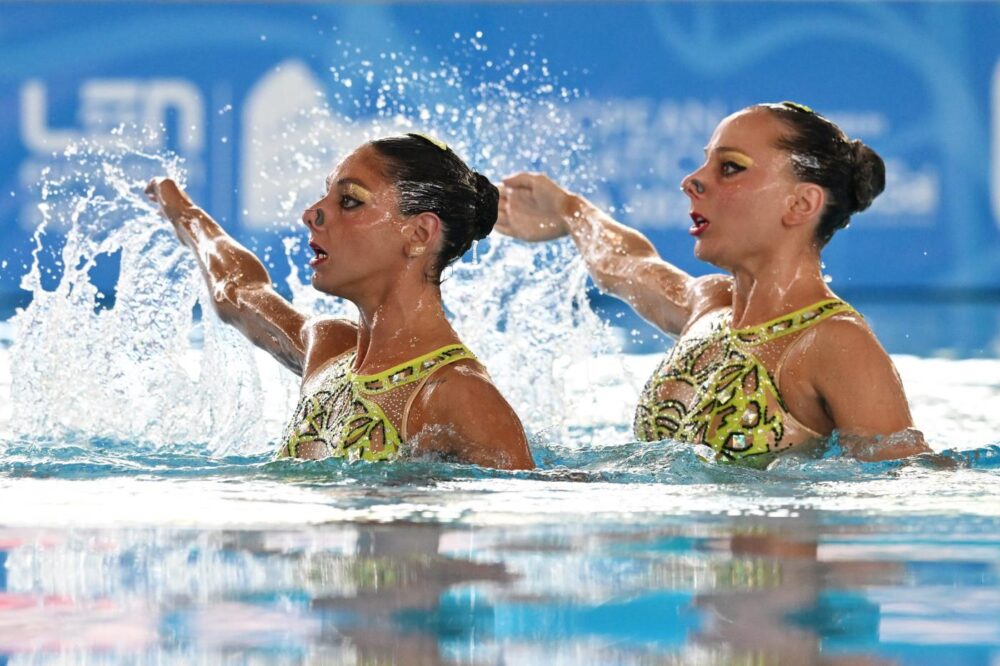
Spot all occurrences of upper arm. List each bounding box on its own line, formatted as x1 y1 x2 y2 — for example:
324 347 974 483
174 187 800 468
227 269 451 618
406 364 534 470
614 265 731 336
178 210 312 375
809 317 930 460
216 284 310 375
811 318 913 433
564 203 729 335
215 280 356 379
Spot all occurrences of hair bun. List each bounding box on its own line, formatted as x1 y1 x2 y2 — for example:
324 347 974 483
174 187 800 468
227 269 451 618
849 140 886 213
472 173 499 240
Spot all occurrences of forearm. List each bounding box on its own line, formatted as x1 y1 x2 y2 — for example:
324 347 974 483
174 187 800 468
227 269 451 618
838 427 932 462
178 209 308 371
561 194 694 332
172 207 272 314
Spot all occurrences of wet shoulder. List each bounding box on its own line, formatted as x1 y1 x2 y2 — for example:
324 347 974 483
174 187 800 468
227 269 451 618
682 274 732 335
302 317 358 382
406 360 510 433
809 308 886 365
405 359 532 469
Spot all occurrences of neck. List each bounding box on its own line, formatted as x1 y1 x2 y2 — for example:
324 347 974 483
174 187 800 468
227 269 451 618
728 244 834 327
351 277 459 372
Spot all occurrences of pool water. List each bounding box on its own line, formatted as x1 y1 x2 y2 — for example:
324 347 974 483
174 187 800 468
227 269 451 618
1 339 1000 664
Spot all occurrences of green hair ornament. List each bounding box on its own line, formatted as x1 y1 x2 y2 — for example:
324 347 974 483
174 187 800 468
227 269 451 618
780 101 814 114
407 132 449 152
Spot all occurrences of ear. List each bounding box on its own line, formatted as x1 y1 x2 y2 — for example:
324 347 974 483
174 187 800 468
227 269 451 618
782 182 826 229
401 212 442 258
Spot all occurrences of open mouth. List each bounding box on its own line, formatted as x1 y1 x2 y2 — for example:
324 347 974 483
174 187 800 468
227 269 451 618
689 212 710 237
309 240 329 266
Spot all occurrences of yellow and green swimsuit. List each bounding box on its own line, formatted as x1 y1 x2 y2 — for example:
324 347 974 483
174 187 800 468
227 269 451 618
634 298 857 462
277 344 476 461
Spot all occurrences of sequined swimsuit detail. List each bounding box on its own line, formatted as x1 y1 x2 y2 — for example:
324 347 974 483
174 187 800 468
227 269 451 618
277 344 476 462
634 299 856 461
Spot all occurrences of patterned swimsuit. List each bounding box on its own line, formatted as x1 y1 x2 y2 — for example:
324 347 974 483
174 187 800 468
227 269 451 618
634 299 857 462
277 344 476 461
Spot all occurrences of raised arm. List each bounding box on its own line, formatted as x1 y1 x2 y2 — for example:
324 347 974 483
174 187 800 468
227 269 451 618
146 178 335 376
496 172 725 335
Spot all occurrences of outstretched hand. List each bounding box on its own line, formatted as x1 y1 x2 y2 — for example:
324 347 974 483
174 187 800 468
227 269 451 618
145 177 196 222
145 177 203 249
494 172 574 242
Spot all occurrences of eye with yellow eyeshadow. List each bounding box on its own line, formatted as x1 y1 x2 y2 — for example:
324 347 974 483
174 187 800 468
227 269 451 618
721 161 746 177
339 183 373 210
340 194 362 210
717 152 753 177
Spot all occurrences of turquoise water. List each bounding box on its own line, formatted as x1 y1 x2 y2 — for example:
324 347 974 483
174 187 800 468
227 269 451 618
1 435 1000 664
2 345 1000 664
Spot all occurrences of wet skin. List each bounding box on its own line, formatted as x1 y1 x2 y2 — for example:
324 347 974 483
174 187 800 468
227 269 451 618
145 144 534 470
495 107 930 461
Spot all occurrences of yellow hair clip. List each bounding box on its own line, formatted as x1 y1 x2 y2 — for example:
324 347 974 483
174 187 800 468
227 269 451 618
780 101 814 114
408 132 449 152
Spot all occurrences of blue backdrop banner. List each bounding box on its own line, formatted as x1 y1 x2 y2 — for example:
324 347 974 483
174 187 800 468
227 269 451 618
1 2 998 313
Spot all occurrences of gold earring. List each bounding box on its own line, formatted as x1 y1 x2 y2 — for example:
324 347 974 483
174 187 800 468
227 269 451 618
409 246 426 257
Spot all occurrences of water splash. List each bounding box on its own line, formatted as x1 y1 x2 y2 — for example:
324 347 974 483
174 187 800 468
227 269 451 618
8 133 268 453
6 37 619 455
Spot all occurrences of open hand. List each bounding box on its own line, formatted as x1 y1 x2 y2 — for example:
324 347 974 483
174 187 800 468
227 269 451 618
495 172 574 242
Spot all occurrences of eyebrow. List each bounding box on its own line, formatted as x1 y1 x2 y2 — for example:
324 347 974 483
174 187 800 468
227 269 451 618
324 175 370 190
704 146 750 156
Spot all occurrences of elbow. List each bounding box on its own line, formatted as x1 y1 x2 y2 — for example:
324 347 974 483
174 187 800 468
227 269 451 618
209 281 242 324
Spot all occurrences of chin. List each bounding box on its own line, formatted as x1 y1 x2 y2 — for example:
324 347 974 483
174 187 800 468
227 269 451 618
693 242 730 272
693 240 716 263
310 272 335 294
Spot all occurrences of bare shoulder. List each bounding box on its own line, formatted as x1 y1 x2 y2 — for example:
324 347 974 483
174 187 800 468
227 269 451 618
684 274 732 328
407 361 534 470
811 310 886 364
803 307 917 439
301 317 358 378
307 316 358 344
414 362 516 426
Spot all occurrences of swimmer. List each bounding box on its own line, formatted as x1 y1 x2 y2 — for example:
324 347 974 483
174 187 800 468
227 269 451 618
497 102 930 464
146 133 534 470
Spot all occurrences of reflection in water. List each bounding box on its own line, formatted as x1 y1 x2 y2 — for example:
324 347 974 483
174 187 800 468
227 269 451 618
1 514 996 664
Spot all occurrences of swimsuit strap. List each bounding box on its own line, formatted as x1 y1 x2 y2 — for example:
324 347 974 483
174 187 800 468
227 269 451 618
731 298 856 346
351 344 477 395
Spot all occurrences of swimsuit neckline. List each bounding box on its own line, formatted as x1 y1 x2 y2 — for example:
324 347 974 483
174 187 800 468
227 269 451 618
728 298 850 346
347 343 476 395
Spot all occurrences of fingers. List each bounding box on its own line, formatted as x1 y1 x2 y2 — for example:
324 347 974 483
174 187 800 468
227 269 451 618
492 218 512 236
500 172 539 189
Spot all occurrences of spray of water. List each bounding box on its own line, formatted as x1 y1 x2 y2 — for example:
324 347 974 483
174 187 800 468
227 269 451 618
8 131 269 453
7 35 622 456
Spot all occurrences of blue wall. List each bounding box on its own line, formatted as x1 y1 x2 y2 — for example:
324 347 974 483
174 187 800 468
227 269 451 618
1 2 999 315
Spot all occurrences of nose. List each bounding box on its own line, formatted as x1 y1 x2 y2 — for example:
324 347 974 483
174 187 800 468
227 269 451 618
301 207 325 228
680 173 706 197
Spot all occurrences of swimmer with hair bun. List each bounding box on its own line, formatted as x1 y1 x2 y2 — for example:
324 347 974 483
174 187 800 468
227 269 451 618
498 102 930 464
147 133 533 469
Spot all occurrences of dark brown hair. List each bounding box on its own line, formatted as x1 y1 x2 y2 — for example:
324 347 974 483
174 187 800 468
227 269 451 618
758 102 885 245
370 133 498 281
